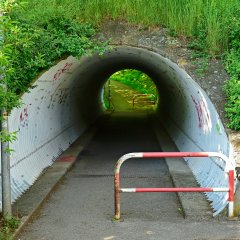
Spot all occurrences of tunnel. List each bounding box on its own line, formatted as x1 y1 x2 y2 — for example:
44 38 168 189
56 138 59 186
1 46 235 216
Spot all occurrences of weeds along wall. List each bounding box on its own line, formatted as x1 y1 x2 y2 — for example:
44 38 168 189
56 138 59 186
0 46 235 216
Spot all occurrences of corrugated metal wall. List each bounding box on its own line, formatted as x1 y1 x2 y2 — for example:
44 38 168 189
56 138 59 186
0 47 236 216
153 54 235 216
0 57 87 207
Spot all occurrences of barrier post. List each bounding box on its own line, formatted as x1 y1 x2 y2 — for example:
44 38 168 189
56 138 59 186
228 169 234 217
114 171 121 220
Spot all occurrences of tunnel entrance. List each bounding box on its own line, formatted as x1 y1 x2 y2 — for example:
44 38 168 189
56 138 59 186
5 46 233 216
102 69 158 112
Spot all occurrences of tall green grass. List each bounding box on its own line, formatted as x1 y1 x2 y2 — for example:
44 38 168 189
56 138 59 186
10 0 240 129
22 0 239 55
110 69 157 95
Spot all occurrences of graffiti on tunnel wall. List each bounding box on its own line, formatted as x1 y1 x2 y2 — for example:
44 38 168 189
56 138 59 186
191 94 212 134
19 106 29 128
53 62 73 81
0 57 82 209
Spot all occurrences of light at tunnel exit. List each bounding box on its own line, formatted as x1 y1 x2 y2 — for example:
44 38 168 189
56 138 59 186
102 69 159 112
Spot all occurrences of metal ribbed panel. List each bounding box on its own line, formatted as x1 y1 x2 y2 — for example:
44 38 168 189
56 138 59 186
158 55 235 216
0 57 84 209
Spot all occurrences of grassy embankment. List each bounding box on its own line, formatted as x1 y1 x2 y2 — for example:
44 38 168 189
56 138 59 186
25 0 234 55
104 70 157 110
3 0 240 129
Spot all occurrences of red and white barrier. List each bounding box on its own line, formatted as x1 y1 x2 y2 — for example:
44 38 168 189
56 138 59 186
114 152 235 220
120 187 229 192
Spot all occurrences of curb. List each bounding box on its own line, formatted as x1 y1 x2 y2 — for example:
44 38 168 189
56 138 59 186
151 116 213 220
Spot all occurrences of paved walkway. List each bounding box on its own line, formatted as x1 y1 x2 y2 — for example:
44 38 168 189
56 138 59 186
18 113 181 239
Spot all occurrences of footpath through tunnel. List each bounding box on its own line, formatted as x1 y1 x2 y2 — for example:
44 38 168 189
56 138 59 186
18 112 240 240
1 46 235 216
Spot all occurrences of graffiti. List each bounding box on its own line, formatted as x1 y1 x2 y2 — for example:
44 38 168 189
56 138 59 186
19 107 29 128
191 95 212 133
53 62 73 81
48 87 69 109
58 90 68 104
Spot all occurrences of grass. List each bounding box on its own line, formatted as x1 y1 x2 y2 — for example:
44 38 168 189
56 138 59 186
110 69 157 95
7 0 240 129
21 0 239 55
0 215 20 240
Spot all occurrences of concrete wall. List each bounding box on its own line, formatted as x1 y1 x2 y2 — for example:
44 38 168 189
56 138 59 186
0 46 235 216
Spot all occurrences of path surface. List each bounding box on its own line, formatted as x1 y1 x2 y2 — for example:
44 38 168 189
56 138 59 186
19 113 240 240
19 113 183 240
18 82 240 240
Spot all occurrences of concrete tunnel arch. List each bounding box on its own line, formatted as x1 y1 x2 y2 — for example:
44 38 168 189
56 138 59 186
1 46 235 216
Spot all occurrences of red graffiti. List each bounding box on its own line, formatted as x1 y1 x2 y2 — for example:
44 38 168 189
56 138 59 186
53 63 73 81
191 95 211 131
20 107 28 122
19 107 29 128
191 95 202 128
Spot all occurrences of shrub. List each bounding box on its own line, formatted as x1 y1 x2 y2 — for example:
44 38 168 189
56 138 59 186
0 0 107 109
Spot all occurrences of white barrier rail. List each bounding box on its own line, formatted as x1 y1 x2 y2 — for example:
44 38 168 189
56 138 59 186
114 152 235 220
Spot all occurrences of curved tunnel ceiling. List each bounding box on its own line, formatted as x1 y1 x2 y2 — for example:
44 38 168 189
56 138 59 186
1 46 235 216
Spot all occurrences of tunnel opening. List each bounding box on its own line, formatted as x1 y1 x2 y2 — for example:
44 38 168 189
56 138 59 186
72 46 201 139
101 69 159 112
4 46 233 216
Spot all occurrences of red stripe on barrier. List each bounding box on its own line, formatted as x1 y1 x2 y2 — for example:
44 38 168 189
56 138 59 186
142 152 210 158
135 187 214 192
229 170 234 201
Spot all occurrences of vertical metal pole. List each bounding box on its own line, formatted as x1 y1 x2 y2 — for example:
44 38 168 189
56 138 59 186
228 169 234 217
1 110 12 216
0 86 12 216
0 10 12 217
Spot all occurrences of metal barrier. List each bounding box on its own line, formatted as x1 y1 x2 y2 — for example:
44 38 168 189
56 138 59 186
132 94 156 108
114 152 235 220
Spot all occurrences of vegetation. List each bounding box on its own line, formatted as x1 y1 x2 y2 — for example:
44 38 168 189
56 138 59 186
110 70 157 95
103 82 111 110
0 0 107 110
22 0 238 55
0 215 20 240
224 6 240 130
102 70 157 110
102 70 157 111
1 0 240 129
